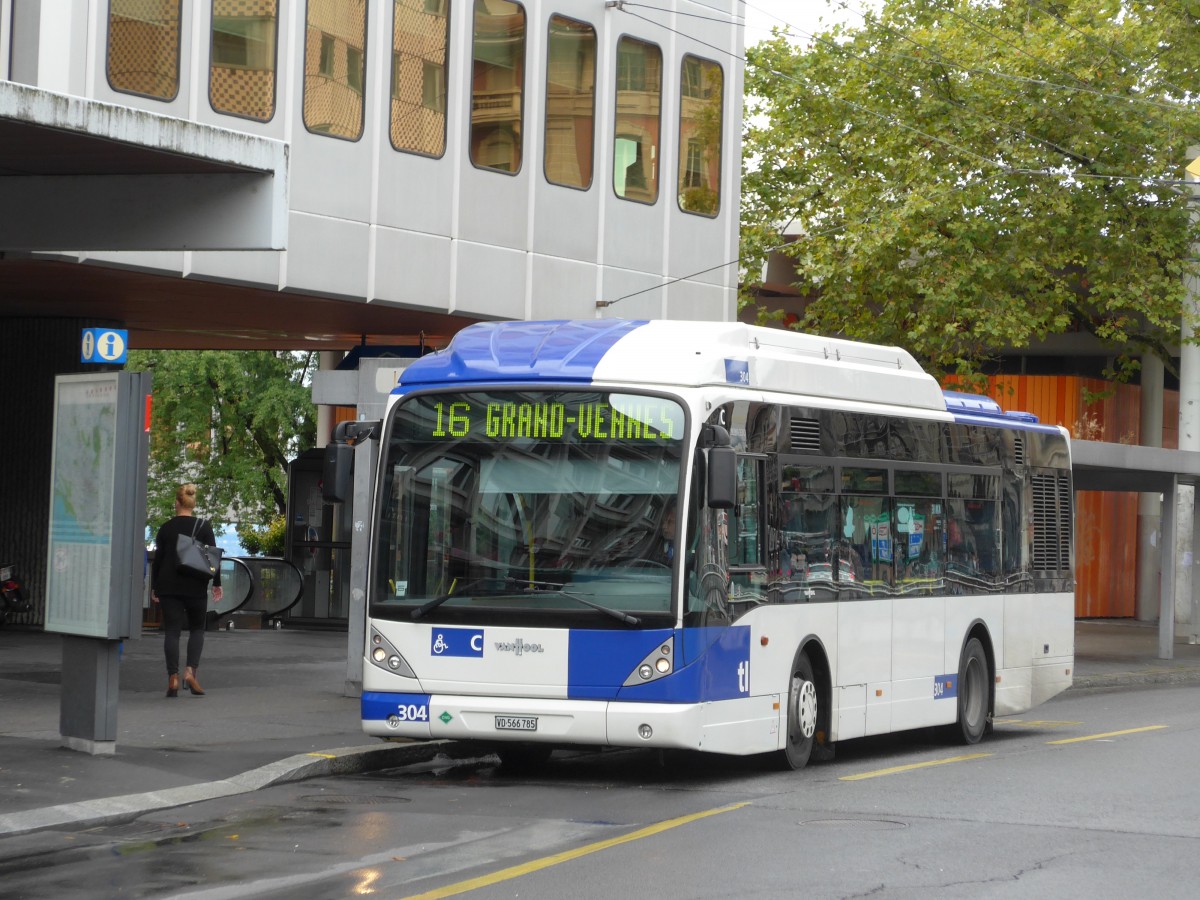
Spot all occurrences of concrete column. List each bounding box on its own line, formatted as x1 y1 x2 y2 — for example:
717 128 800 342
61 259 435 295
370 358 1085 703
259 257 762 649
1161 478 1178 660
316 350 343 448
1137 352 1164 621
0 0 11 80
1180 146 1200 642
8 0 89 94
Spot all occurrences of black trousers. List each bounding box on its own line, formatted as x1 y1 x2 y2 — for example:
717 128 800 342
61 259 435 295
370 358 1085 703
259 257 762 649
160 593 206 674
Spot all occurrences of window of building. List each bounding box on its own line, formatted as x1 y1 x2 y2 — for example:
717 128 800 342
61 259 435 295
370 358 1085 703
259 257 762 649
391 0 450 157
347 46 364 92
319 34 336 76
106 0 182 100
422 61 445 111
303 0 367 140
613 37 661 203
209 1 278 121
677 55 722 216
543 15 595 190
470 0 526 174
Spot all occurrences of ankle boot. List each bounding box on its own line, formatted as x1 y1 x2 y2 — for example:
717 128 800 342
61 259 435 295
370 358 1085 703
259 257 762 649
184 667 205 696
166 674 179 698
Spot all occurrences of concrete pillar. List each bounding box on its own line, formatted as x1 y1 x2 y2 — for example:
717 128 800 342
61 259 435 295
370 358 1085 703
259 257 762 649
1180 145 1200 642
1137 352 1164 621
8 0 90 95
0 1 11 80
316 350 343 448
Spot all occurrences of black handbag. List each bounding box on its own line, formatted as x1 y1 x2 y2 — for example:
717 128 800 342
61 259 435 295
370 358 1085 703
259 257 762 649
175 517 223 581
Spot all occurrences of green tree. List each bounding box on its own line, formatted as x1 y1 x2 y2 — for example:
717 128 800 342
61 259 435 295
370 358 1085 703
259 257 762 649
128 350 317 543
742 0 1200 385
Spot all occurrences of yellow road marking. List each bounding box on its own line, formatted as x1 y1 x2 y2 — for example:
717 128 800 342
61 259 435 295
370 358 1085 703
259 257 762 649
305 752 337 759
1048 725 1167 745
839 753 992 781
400 802 748 899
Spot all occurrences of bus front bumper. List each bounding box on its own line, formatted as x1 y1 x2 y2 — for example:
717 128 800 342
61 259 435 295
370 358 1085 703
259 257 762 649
362 691 705 750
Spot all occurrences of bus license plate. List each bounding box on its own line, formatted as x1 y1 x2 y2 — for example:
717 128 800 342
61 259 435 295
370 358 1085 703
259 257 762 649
495 715 537 732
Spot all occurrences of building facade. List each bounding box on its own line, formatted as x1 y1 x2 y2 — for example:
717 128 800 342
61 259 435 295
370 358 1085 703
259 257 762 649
0 0 745 626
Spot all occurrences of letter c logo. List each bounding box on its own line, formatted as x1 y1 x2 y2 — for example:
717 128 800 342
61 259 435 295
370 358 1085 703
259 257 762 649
471 634 483 652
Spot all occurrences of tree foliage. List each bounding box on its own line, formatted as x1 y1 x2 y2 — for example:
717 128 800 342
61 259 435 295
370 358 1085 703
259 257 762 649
742 0 1200 384
128 350 317 542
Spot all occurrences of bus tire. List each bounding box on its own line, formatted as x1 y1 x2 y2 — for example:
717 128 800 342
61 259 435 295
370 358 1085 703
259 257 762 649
952 637 990 745
779 650 820 770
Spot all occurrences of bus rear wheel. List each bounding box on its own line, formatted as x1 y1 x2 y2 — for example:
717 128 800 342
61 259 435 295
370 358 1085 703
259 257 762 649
951 637 990 745
780 651 820 770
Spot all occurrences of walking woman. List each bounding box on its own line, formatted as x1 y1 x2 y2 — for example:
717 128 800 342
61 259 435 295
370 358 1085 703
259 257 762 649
151 484 223 697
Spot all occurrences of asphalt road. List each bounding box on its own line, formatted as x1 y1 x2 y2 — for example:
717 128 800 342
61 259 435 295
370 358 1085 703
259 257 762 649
1 680 1196 900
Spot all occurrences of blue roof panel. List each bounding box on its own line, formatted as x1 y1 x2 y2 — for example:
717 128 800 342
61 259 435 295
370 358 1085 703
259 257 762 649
398 319 649 388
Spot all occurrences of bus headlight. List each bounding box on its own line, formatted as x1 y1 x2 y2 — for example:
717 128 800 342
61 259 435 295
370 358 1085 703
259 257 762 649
369 628 415 677
624 635 675 686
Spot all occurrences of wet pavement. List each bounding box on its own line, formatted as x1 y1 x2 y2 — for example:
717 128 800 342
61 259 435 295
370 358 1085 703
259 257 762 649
1 617 1199 838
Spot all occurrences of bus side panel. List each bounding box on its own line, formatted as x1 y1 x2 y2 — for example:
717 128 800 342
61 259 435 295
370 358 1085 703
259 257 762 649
890 595 949 734
697 694 783 756
998 591 1074 715
836 600 891 740
1031 591 1074 706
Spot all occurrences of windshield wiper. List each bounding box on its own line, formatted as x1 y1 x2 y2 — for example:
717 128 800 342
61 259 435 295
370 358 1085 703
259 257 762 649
413 578 641 626
522 581 641 626
411 578 507 620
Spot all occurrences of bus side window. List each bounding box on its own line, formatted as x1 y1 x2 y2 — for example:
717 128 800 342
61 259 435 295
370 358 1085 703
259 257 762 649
729 456 766 604
731 456 762 566
840 495 891 593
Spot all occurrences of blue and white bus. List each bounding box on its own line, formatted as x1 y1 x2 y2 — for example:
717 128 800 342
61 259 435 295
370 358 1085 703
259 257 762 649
329 319 1074 768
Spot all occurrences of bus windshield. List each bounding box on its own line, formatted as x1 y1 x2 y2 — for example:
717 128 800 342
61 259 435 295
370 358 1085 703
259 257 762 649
371 389 686 627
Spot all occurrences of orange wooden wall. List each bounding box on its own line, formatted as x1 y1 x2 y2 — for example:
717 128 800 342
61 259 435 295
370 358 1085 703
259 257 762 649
952 375 1171 618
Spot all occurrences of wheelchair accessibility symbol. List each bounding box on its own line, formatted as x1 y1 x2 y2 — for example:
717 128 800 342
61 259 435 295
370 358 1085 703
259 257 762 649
430 627 484 657
81 328 129 364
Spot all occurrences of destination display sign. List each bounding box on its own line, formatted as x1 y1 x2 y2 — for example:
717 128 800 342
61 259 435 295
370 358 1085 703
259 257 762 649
397 393 685 443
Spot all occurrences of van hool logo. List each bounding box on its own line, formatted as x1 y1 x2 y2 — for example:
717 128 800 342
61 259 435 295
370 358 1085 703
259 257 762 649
493 638 544 656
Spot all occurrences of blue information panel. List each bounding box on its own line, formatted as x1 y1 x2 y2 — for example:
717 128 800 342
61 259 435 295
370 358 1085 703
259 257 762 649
81 328 129 365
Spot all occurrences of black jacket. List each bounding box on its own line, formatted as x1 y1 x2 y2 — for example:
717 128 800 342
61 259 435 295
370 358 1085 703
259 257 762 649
152 515 221 599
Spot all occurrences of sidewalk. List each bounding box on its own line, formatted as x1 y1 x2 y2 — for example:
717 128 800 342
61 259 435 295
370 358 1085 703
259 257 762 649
2 618 1199 838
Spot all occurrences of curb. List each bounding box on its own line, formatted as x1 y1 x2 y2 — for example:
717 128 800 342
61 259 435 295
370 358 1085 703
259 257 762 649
0 740 461 839
1070 668 1200 690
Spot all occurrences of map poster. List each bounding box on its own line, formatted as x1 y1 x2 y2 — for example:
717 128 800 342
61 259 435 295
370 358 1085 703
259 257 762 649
43 372 150 639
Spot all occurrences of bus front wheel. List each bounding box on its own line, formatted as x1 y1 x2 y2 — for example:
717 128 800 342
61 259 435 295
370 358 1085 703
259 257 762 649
780 650 820 770
951 637 990 745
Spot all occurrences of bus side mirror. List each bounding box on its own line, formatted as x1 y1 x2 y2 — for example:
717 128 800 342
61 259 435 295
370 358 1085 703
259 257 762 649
323 419 380 503
322 443 354 503
707 446 736 509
